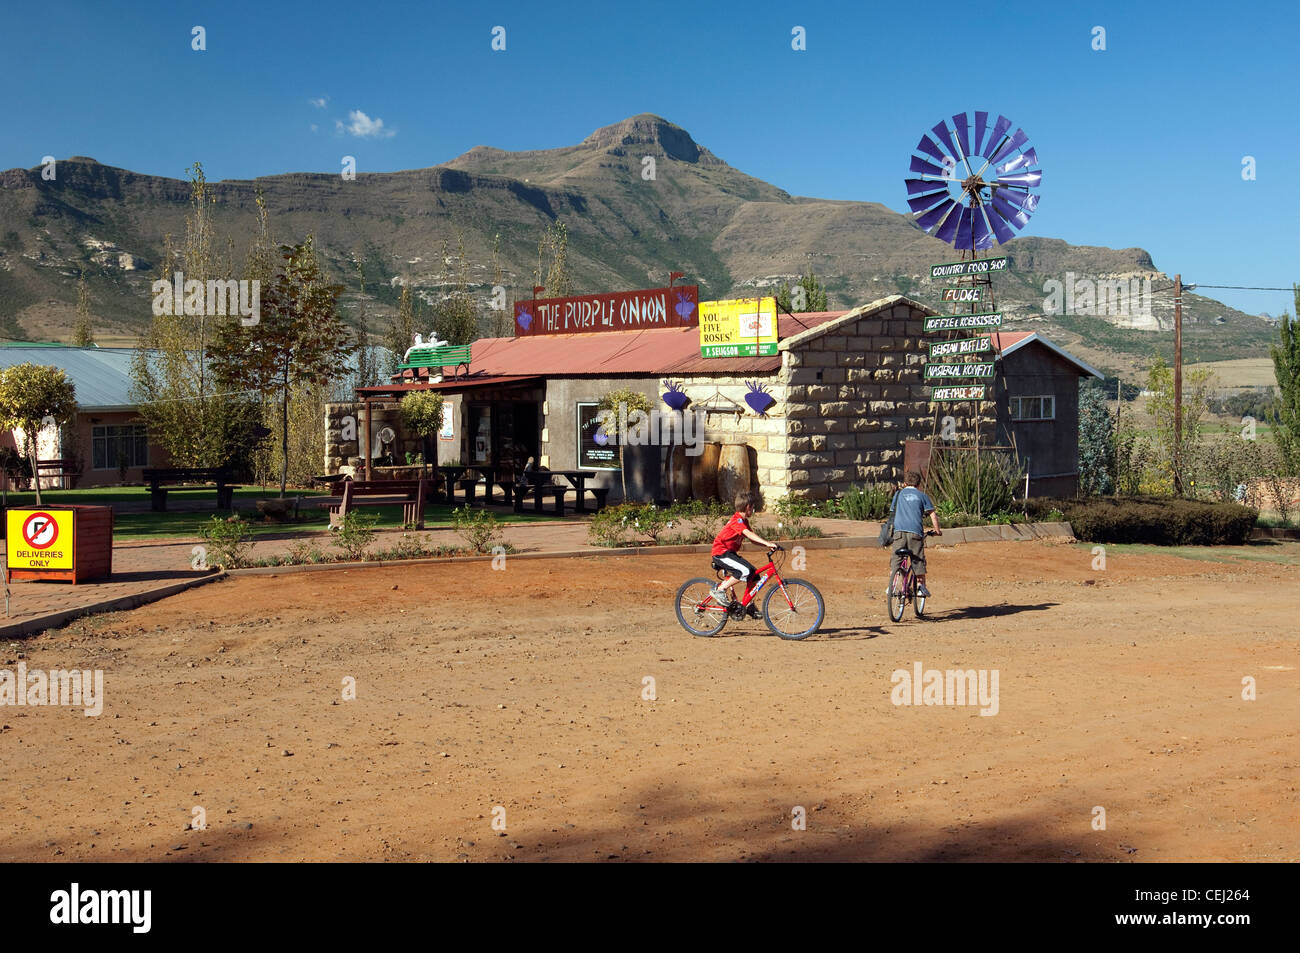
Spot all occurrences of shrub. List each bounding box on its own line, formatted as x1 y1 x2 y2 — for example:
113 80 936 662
286 539 327 564
383 532 430 560
927 446 1023 515
198 514 255 569
451 506 503 554
1024 496 1258 545
333 510 379 561
837 482 892 521
587 503 641 547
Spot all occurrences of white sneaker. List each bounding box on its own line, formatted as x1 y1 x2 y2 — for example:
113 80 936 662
710 586 729 604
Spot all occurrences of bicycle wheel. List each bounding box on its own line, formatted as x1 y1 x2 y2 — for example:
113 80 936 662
887 569 907 623
675 578 729 637
763 578 824 640
914 580 926 618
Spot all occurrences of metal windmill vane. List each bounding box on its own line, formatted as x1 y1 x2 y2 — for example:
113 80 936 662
905 112 1042 250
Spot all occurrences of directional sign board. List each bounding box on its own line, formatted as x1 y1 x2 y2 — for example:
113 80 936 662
6 509 74 572
941 287 982 303
923 312 1003 332
928 336 993 359
930 385 987 401
924 361 995 380
930 257 1008 279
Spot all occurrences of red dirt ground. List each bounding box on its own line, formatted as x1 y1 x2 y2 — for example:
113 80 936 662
1 539 1296 862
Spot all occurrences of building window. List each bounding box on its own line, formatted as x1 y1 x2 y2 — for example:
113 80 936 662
91 425 149 470
1010 395 1055 421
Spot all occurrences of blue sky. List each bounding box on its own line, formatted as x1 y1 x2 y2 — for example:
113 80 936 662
3 0 1297 317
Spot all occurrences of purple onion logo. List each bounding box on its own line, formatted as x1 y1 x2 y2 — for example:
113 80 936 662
516 308 533 331
661 379 689 410
744 380 776 416
674 292 696 322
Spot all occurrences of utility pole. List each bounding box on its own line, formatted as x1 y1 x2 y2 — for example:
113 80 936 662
1173 274 1183 495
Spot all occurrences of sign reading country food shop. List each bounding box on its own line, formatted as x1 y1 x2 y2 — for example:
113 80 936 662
513 285 699 336
924 361 995 380
928 336 993 359
6 509 74 571
929 257 1008 279
699 296 779 357
923 312 1004 332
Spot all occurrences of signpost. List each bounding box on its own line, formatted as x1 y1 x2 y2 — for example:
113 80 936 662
5 506 113 584
513 285 699 336
699 296 779 357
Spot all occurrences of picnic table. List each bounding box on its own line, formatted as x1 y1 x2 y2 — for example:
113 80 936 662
513 469 606 515
142 467 240 512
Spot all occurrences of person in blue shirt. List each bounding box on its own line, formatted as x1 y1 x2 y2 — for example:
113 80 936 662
888 470 942 598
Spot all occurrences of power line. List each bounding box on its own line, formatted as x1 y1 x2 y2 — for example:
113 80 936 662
1186 284 1294 292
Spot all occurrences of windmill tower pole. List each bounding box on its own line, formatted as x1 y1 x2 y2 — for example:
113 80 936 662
1174 273 1183 495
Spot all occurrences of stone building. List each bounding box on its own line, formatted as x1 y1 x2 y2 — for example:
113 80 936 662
326 294 1099 503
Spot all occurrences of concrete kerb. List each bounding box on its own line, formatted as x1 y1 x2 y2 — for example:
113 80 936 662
224 521 1076 575
1 571 226 640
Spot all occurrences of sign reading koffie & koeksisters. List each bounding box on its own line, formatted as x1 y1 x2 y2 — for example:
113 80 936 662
923 312 1003 332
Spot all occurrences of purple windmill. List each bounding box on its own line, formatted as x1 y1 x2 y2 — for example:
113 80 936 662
904 111 1042 250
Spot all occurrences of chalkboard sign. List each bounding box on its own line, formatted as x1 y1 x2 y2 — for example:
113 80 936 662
577 402 619 470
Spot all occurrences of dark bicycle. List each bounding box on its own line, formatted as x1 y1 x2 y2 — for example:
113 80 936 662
887 530 939 622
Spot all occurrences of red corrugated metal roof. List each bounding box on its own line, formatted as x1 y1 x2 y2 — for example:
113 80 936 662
357 375 543 397
465 311 850 377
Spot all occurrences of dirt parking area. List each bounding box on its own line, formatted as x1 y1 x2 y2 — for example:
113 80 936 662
1 539 1296 862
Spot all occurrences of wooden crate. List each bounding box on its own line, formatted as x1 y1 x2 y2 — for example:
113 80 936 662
5 505 113 585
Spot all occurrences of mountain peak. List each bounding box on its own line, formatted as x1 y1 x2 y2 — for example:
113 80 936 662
582 114 704 162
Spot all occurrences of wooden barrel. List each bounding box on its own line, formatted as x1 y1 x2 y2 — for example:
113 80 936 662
669 445 693 502
717 443 751 508
690 442 721 501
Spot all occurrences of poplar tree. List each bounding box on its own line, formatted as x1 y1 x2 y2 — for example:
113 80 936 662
1270 287 1300 475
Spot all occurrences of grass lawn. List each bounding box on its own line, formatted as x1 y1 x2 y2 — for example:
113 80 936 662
1 486 558 541
1074 540 1300 568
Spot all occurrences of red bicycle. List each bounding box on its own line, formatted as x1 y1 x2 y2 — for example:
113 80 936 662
887 530 939 622
675 546 824 640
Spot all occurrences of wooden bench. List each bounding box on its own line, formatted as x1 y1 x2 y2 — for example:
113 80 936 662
397 344 473 376
585 487 611 512
143 467 240 511
321 478 430 529
35 459 81 490
513 482 567 516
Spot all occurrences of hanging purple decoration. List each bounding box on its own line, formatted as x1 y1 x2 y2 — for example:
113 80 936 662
744 380 776 416
661 379 690 410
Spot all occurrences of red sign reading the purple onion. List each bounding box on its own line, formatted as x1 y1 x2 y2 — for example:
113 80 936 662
514 286 698 336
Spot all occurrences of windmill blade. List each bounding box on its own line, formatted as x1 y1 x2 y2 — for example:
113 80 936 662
992 193 1031 229
989 128 1030 166
908 189 950 213
906 177 950 195
997 148 1039 175
916 134 948 164
999 190 1040 212
910 155 947 177
914 197 956 231
955 205 975 250
952 112 971 159
933 202 964 244
931 121 955 153
982 115 1013 158
986 203 1018 244
971 205 994 250
996 170 1042 188
973 111 989 157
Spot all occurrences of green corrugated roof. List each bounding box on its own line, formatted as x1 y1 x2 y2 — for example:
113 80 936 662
0 346 138 410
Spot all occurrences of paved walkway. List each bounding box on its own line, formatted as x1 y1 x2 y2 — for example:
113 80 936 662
2 512 1074 637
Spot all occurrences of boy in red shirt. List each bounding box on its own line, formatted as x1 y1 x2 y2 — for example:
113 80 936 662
710 493 778 609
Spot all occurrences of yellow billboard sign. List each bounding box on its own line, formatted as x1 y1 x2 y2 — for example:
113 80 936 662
7 509 75 571
699 296 779 357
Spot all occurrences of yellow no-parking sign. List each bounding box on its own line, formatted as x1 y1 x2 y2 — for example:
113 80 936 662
6 509 75 571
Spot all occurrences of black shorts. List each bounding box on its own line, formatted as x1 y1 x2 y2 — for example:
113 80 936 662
712 553 756 582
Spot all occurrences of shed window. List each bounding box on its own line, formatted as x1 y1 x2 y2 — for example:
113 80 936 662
92 425 149 470
1010 395 1055 421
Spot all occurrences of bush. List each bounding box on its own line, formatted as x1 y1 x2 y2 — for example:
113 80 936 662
198 515 255 569
837 483 892 521
587 502 641 547
451 506 503 554
333 510 379 561
286 539 327 564
927 446 1024 515
1024 496 1258 545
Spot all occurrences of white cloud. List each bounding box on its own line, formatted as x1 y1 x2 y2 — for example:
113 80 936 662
310 123 319 133
336 109 396 139
309 96 328 109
